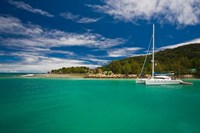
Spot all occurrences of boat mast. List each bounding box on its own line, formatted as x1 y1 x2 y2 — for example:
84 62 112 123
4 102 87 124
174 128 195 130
152 24 155 79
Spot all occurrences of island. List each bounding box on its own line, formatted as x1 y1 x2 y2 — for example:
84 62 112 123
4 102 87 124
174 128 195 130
44 43 200 79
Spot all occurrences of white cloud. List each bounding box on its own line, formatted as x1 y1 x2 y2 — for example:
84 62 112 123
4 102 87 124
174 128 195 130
89 0 200 26
77 17 101 24
2 33 124 49
0 16 43 35
0 56 99 73
0 15 124 72
0 49 99 72
108 47 142 57
8 0 54 17
0 16 124 49
82 57 109 66
60 12 101 24
159 38 200 50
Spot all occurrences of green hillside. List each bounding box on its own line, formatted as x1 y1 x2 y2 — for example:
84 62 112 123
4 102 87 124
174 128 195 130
101 43 200 77
51 66 90 74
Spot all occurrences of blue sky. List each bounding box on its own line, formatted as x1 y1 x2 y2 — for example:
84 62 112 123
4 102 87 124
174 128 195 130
0 0 200 72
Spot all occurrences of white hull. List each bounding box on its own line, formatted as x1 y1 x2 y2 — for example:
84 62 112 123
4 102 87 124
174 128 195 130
145 79 182 85
136 78 147 84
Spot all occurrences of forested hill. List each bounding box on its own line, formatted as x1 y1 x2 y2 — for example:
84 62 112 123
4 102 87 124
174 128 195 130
101 43 200 76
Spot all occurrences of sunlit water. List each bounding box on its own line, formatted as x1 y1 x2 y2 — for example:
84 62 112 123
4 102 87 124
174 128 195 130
0 76 200 133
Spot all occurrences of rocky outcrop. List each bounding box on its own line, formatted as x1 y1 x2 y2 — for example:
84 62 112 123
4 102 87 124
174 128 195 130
85 74 137 78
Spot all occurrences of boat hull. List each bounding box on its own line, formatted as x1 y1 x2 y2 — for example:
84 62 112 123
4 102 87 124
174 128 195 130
136 78 147 84
145 79 182 85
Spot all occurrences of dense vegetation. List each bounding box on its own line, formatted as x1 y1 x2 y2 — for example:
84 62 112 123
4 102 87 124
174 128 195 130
101 43 200 77
51 67 90 74
51 44 200 77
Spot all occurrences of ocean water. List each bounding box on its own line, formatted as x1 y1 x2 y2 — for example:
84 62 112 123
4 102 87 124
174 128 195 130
0 76 200 133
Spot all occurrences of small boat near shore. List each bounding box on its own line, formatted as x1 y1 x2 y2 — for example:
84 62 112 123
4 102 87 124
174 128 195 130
21 74 34 77
180 81 193 85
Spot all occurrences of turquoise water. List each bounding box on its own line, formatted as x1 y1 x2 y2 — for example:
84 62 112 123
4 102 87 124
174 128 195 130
0 76 200 133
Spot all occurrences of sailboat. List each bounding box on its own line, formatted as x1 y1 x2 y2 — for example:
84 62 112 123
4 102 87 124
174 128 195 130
137 24 183 85
146 24 183 85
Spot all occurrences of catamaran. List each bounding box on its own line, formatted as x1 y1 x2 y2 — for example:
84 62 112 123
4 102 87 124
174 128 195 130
136 24 183 85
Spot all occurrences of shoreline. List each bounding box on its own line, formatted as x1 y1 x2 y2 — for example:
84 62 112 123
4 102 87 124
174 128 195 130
21 73 137 79
23 74 86 78
20 73 138 79
19 73 199 80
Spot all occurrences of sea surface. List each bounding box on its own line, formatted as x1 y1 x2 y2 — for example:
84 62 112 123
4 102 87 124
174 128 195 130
0 74 200 133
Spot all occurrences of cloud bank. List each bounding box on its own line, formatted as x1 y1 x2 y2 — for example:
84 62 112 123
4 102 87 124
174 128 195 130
0 16 124 49
159 38 200 50
0 16 124 72
90 0 200 25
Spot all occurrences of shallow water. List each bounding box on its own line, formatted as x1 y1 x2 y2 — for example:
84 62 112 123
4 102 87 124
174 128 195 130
0 77 200 133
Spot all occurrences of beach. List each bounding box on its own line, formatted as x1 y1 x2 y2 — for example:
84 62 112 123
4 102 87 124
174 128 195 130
20 73 137 79
21 73 197 80
22 73 87 78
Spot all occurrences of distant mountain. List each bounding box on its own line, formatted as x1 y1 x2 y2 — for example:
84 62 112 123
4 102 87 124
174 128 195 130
101 43 200 77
